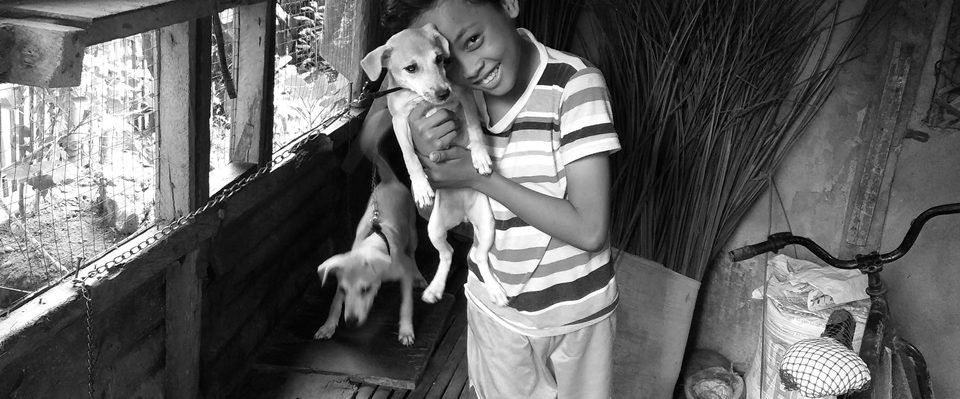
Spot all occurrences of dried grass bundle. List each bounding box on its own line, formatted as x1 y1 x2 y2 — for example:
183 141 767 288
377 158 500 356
518 0 585 51
591 0 879 280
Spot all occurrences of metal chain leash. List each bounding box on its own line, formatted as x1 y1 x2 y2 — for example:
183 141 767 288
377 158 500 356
78 283 95 399
370 164 381 224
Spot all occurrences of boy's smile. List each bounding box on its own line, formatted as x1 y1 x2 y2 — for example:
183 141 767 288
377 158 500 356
411 0 535 100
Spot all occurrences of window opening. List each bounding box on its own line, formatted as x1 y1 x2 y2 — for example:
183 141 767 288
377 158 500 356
211 8 241 171
273 0 352 152
0 32 159 311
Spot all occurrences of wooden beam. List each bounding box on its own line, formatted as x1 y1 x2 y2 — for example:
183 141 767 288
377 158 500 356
230 0 276 165
0 18 84 87
157 17 211 399
840 41 912 257
0 0 264 46
157 19 211 219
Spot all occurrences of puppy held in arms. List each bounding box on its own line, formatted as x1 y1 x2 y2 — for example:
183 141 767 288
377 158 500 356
314 162 425 346
361 24 508 307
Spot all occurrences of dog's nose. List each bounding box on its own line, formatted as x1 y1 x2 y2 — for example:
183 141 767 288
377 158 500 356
436 88 450 101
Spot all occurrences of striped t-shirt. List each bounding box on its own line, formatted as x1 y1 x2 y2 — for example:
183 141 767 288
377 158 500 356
464 29 621 337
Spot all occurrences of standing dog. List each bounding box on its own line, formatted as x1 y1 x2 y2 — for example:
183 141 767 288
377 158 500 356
361 24 508 306
314 160 424 346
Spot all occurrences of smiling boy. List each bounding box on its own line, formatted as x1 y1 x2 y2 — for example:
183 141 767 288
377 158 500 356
363 0 621 397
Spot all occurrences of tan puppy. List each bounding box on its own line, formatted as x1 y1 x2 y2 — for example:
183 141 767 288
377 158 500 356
314 162 424 346
361 24 507 306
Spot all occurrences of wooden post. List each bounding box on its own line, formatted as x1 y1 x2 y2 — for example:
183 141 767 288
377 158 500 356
230 0 276 166
158 17 211 399
840 41 911 258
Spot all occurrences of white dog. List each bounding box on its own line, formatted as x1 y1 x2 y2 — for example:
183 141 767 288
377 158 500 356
360 24 508 306
314 162 424 346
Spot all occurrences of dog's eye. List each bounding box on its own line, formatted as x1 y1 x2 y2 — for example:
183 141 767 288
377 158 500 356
404 64 418 73
435 54 446 65
360 286 371 295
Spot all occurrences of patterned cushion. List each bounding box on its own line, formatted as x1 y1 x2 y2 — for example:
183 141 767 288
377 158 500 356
778 337 871 397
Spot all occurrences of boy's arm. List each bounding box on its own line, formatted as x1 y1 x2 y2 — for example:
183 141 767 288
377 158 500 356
472 153 611 252
412 148 611 252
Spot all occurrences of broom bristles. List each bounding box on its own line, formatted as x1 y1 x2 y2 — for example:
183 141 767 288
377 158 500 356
593 0 878 280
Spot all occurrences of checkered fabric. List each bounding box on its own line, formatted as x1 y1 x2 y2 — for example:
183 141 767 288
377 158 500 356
778 337 871 397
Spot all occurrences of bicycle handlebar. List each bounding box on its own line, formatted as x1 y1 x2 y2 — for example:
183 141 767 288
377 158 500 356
729 203 960 270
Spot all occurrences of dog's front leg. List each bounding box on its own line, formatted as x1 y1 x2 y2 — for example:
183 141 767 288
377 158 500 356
458 93 492 175
314 289 344 340
398 275 416 346
393 116 434 208
423 193 454 304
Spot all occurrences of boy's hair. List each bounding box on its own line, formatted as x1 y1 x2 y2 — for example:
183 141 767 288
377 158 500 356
382 0 503 34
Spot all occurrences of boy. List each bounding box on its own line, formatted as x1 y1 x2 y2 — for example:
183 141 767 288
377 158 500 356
363 1 620 397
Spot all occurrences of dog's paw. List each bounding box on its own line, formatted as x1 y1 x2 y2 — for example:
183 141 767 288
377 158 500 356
411 178 435 207
471 147 493 175
398 324 415 346
313 323 337 340
421 281 445 303
485 282 509 307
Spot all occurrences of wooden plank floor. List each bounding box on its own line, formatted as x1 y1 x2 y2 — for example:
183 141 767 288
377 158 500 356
232 230 474 399
250 282 456 390
233 292 472 399
357 295 472 399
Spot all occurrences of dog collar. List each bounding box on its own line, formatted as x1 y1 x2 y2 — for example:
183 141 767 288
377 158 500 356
355 69 403 108
369 222 391 256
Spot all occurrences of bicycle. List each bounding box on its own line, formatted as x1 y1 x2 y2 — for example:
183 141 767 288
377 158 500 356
729 203 960 399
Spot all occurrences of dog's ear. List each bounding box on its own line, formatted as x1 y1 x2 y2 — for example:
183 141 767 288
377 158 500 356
317 255 344 285
422 23 449 57
361 44 392 81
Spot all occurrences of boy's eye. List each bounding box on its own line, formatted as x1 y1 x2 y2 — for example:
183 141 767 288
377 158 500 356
404 64 418 73
465 34 482 50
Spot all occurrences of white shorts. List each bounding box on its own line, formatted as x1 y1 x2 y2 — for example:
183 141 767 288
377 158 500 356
465 299 616 399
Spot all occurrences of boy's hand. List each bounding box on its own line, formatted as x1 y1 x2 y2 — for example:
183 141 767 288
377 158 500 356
418 146 485 190
408 101 459 155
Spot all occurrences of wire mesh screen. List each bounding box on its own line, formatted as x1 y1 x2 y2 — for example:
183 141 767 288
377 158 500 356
211 8 240 170
273 0 352 151
0 33 159 311
925 1 960 130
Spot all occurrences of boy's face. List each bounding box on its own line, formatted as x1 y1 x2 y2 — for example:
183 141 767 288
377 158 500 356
411 0 523 97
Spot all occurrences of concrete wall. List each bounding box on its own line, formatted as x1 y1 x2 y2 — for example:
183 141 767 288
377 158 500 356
878 130 960 399
692 0 960 397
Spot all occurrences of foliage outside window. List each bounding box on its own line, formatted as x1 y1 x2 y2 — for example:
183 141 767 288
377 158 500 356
208 0 352 172
0 33 159 311
272 0 351 153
